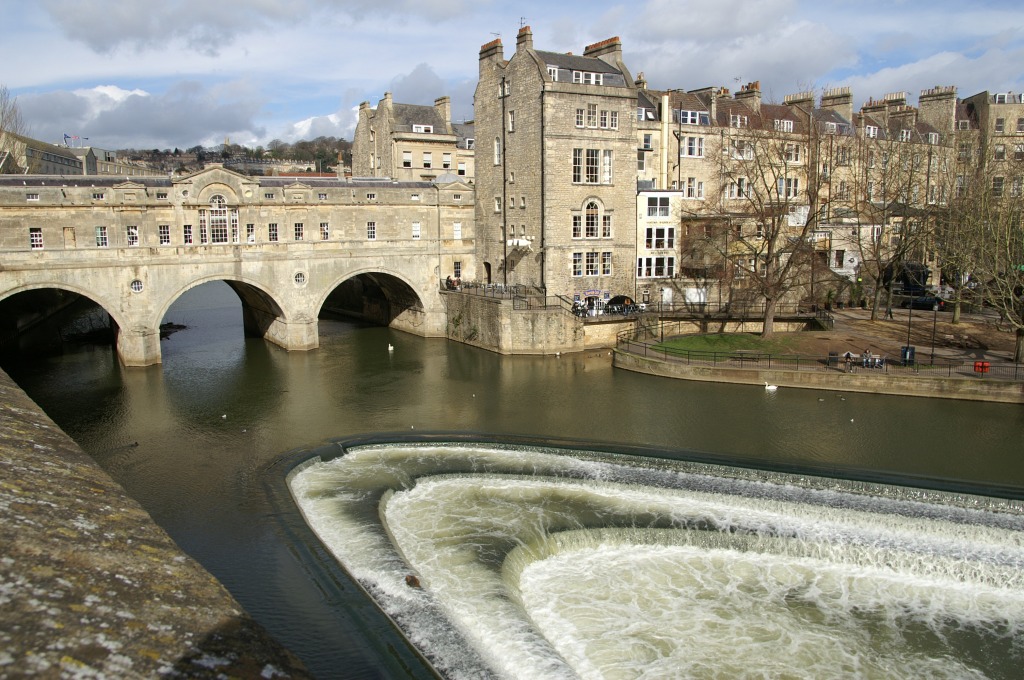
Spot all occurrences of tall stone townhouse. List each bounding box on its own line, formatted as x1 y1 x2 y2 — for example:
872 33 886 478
352 93 475 182
960 90 1024 200
474 27 638 305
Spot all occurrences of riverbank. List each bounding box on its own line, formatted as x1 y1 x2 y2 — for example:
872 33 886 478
0 368 310 678
613 308 1024 403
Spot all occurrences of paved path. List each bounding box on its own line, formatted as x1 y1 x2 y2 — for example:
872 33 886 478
829 307 1016 365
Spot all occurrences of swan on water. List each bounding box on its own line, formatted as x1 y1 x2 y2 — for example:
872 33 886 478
764 382 778 391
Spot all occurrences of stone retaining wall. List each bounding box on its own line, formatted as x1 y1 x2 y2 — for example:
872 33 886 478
443 291 584 354
0 369 310 678
614 349 1024 403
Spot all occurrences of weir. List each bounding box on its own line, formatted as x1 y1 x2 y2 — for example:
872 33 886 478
289 440 1024 679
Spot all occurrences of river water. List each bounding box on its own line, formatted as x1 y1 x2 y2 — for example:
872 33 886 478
4 281 1024 679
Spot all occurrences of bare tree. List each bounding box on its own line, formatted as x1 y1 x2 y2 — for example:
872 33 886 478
950 143 1024 361
934 148 985 324
0 84 28 173
711 103 825 337
833 119 944 320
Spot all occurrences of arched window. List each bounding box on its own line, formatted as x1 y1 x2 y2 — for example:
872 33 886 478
585 201 599 238
198 194 239 244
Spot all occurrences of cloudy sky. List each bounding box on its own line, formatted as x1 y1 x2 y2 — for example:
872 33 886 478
4 0 1023 151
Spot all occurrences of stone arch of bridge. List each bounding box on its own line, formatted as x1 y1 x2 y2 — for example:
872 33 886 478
155 274 293 351
315 266 429 332
0 281 130 337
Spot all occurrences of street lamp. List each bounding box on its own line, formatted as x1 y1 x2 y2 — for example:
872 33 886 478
904 294 914 366
905 296 913 347
660 288 666 342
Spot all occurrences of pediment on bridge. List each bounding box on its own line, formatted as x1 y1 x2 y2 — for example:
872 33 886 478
173 166 260 205
113 180 147 190
435 178 473 192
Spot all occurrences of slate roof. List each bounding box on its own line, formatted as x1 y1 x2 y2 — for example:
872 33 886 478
812 109 854 135
536 50 622 74
761 103 808 134
391 103 446 132
535 49 629 87
452 122 475 148
956 102 979 130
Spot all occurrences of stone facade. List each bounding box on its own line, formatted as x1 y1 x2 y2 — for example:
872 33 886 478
0 166 475 365
352 93 474 182
442 290 584 354
475 27 638 305
0 131 83 175
961 89 1024 196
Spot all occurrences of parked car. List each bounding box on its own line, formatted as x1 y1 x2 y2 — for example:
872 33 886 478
901 296 946 311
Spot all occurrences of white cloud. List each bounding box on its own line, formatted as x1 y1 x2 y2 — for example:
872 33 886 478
39 0 314 55
6 0 1024 150
19 81 267 150
631 0 798 43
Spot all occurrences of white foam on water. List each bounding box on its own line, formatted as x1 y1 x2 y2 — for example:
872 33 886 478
513 533 1024 679
288 443 1024 679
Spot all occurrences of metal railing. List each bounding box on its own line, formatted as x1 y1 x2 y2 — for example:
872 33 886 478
576 300 823 318
441 279 544 300
512 295 574 312
616 327 1024 383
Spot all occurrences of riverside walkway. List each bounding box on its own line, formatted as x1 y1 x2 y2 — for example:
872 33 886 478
613 309 1024 403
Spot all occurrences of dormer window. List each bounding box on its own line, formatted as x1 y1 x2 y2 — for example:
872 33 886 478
572 71 603 85
900 129 912 142
995 93 1008 104
730 115 748 128
412 124 433 133
825 122 837 134
774 119 794 133
927 132 939 145
958 120 970 130
547 66 558 81
676 110 709 125
866 125 878 139
465 138 475 150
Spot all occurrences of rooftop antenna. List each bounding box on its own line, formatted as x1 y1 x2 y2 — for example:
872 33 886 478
519 17 527 29
490 32 501 39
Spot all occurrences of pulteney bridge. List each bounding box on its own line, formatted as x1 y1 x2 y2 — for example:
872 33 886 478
0 167 475 366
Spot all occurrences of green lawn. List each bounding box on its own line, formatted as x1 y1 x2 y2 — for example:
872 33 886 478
657 333 802 355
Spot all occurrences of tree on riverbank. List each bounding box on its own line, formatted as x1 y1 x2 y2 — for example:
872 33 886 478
700 92 826 338
937 126 1024 361
0 85 28 173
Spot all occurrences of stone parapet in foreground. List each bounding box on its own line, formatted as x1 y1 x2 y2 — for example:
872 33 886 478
0 369 310 678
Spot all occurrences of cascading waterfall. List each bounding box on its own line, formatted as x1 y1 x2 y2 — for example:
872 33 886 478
288 442 1024 679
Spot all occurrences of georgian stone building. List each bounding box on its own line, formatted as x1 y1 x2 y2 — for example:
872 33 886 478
961 89 1024 199
352 93 474 182
472 28 638 306
0 132 83 175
